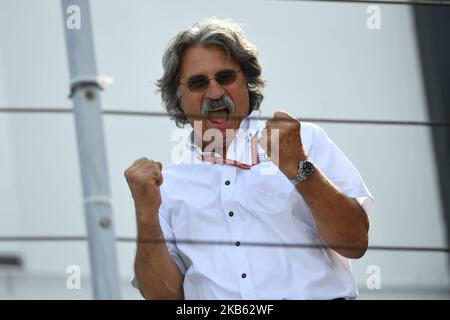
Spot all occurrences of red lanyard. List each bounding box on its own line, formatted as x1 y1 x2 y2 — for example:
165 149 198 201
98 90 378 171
200 133 259 170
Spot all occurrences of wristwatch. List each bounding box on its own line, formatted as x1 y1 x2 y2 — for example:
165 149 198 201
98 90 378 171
289 159 314 186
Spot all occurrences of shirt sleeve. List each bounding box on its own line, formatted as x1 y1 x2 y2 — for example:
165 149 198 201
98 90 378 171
158 203 188 275
303 123 375 213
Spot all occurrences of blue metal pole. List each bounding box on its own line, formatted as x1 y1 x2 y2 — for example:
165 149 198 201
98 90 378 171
61 0 121 299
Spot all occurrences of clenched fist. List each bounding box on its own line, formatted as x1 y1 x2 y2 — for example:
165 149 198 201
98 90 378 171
259 111 308 179
124 157 164 224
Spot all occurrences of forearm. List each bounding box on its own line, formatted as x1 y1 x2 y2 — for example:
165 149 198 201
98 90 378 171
262 113 369 258
294 166 369 259
134 214 184 300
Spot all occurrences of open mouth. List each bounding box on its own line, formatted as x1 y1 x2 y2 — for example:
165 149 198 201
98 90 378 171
207 107 230 125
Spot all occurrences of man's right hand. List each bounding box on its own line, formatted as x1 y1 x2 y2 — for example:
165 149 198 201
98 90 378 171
126 158 184 300
124 157 163 224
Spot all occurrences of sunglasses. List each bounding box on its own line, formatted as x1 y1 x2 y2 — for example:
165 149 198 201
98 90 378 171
179 69 242 92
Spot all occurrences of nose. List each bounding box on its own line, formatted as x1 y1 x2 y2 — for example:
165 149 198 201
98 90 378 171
204 78 225 100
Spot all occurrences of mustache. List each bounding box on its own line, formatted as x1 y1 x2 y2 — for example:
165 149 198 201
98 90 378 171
201 95 235 117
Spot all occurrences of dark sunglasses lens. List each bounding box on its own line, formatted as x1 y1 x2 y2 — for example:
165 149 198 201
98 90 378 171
186 70 238 91
187 76 208 91
216 70 237 85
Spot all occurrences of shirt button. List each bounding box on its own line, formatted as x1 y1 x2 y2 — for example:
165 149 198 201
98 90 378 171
241 273 247 279
228 211 234 217
225 180 230 186
235 241 240 246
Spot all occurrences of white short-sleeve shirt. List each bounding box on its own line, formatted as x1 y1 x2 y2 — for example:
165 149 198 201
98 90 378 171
132 111 374 299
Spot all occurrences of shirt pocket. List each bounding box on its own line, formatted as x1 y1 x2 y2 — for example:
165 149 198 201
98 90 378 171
241 162 296 215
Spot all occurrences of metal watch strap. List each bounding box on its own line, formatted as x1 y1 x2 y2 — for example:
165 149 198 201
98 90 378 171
290 159 313 186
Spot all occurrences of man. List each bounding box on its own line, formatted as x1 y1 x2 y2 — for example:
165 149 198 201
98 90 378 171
125 18 374 300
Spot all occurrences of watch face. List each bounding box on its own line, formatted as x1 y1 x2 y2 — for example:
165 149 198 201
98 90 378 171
301 161 314 176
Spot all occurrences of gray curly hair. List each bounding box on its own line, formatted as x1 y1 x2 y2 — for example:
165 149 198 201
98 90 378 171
156 17 266 128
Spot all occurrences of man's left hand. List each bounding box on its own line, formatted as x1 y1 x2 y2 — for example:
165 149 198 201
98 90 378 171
259 111 308 179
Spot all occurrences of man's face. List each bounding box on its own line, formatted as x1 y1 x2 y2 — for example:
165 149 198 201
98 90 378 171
178 45 250 145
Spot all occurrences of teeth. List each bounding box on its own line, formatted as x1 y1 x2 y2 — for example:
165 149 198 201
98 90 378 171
208 107 227 112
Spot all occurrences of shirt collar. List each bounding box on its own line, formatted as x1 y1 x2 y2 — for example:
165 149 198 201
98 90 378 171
184 110 264 166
